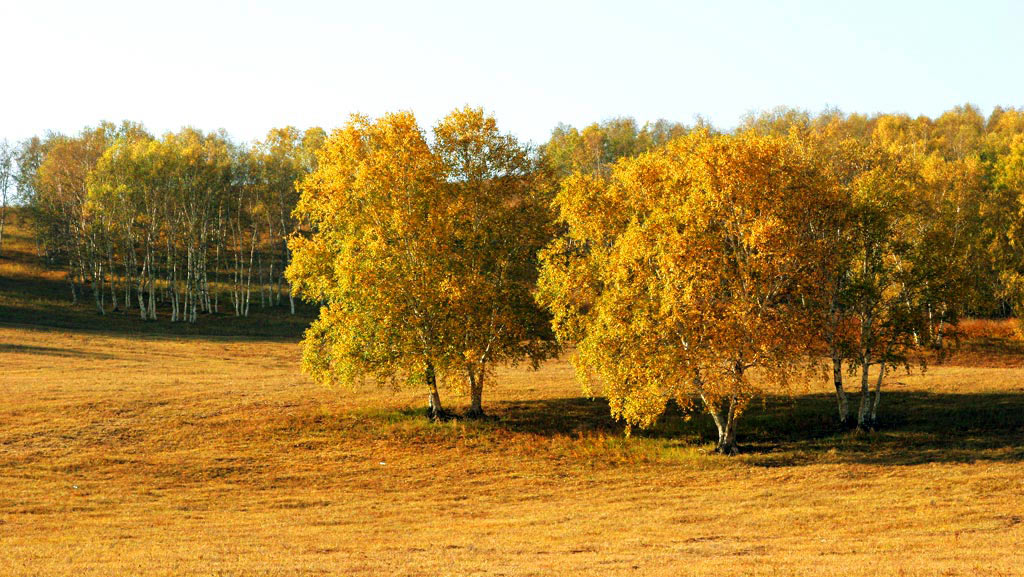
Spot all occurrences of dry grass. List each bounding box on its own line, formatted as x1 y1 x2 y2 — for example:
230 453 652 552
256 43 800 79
944 318 1024 368
2 213 1023 576
956 318 1021 341
1 324 1023 576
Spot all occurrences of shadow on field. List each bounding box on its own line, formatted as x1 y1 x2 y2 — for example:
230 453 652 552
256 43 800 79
0 267 315 338
487 391 1024 466
0 300 314 339
941 337 1024 368
0 342 118 360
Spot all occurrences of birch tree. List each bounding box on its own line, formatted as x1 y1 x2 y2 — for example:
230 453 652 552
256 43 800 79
992 135 1024 315
33 126 115 309
839 147 926 430
287 112 461 419
14 137 44 252
801 134 862 427
537 131 837 453
287 110 556 420
0 141 13 257
432 107 557 417
251 126 325 314
800 133 921 427
910 152 986 346
88 133 164 319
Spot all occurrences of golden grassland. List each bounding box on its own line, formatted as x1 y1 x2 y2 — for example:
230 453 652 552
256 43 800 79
2 325 1023 576
1 216 1023 576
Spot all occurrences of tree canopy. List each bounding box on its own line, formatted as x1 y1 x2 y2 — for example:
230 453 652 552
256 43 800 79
286 108 556 419
538 130 845 452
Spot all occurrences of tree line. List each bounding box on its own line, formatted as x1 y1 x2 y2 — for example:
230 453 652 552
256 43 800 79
1 122 325 320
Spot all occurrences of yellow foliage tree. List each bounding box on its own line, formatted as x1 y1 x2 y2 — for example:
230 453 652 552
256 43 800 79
804 132 926 428
537 130 839 453
287 109 556 420
993 135 1024 312
433 107 558 416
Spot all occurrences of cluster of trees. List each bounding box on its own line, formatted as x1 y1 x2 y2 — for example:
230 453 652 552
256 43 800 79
288 104 1024 454
2 122 324 321
286 109 557 419
6 103 1024 452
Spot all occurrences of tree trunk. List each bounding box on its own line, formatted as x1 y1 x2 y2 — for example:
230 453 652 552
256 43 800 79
171 261 179 322
123 248 132 314
936 304 948 350
706 395 739 455
185 249 193 323
109 269 118 312
259 262 265 308
244 230 256 317
138 264 148 320
148 272 156 320
857 359 873 430
139 245 150 319
466 367 486 418
93 262 105 315
856 304 875 430
425 361 446 421
68 272 78 304
213 240 220 314
926 303 934 346
0 199 6 257
832 354 849 426
870 360 887 424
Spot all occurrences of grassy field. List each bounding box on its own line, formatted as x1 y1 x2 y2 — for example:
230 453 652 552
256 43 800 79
1 216 1023 576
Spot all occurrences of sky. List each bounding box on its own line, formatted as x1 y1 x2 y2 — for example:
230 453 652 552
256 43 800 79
1 0 1022 146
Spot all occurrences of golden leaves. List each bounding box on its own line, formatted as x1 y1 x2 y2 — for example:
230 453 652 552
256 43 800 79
539 131 842 431
287 108 556 393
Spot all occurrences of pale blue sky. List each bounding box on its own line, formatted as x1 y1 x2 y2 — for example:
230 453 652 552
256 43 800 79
1 0 1021 145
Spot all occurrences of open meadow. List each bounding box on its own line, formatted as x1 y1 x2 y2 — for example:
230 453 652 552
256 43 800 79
2 217 1024 576
2 322 1024 576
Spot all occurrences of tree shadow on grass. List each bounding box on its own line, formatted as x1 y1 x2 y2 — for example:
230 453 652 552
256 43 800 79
491 397 629 437
486 391 1024 466
0 342 119 360
0 299 315 341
